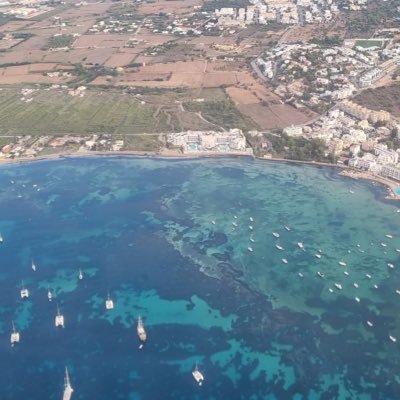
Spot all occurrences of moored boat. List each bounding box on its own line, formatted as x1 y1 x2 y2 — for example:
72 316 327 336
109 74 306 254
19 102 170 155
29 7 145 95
272 232 280 238
247 247 253 252
338 261 346 267
137 315 147 348
20 283 29 299
282 258 288 264
389 335 397 343
334 283 342 290
63 367 73 400
297 242 304 250
192 363 204 386
31 260 36 272
78 269 83 280
55 306 64 328
48 288 52 302
10 321 20 346
275 244 284 250
105 294 114 310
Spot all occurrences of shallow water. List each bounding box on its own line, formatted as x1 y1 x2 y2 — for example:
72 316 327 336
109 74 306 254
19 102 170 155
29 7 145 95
0 156 399 399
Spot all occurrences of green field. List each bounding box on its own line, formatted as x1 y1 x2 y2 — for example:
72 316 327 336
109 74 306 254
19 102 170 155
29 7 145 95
354 39 383 48
0 88 177 136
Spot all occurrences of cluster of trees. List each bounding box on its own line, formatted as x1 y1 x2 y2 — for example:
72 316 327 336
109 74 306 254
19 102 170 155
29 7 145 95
45 34 73 50
311 35 343 47
266 132 333 162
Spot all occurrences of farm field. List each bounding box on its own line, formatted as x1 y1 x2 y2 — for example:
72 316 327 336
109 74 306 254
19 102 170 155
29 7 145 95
0 87 252 137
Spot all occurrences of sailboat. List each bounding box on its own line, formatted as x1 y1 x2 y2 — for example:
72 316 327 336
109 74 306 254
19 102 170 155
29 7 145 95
55 305 65 328
10 321 20 346
63 367 74 400
105 293 114 310
192 363 204 386
137 315 147 349
78 269 83 281
31 260 36 272
48 288 53 302
20 282 29 299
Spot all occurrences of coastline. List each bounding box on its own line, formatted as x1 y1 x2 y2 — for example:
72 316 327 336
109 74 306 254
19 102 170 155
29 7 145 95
0 149 399 201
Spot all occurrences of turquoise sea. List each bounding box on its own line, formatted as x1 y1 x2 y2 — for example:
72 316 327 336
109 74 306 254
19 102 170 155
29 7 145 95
1 156 400 399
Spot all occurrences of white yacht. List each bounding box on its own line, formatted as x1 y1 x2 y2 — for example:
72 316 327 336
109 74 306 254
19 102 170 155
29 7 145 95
365 274 372 279
137 315 147 349
192 363 204 386
211 220 216 225
48 288 52 302
396 249 400 253
105 294 114 310
366 321 373 327
385 234 393 239
338 261 346 267
63 367 73 400
282 258 288 264
249 217 254 222
328 288 334 293
373 284 378 289
389 335 397 343
275 244 284 250
247 247 253 252
334 283 342 290
343 271 349 276
388 263 395 269
272 232 280 238
297 242 304 250
20 284 29 299
55 306 65 328
353 283 359 288
78 270 83 280
396 290 400 295
355 297 360 303
298 272 304 278
232 221 238 228
10 321 20 346
249 236 255 243
315 253 321 259
381 243 387 247
248 225 253 231
317 271 325 278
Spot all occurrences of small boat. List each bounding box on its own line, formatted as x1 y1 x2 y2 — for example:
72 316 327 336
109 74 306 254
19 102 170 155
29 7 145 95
381 243 387 247
48 288 52 302
298 272 304 278
366 321 373 327
249 217 254 222
137 315 147 348
247 247 253 252
328 288 333 293
388 263 395 269
31 260 36 272
338 261 346 267
284 225 291 231
63 367 74 400
396 289 400 295
211 220 216 225
389 335 397 343
20 283 29 299
275 244 284 250
353 283 359 288
385 234 393 239
297 242 304 250
55 306 64 328
317 271 325 278
0 234 3 243
233 215 237 219
249 236 255 243
334 283 342 290
365 274 372 279
315 253 321 259
105 294 114 310
78 269 83 280
373 284 378 289
10 321 20 346
349 190 354 194
396 249 400 253
248 225 253 231
282 258 288 264
232 222 238 227
344 271 349 276
272 232 280 238
355 297 360 303
192 363 204 386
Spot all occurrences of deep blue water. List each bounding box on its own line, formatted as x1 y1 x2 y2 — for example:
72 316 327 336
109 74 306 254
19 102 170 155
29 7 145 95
0 156 400 400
